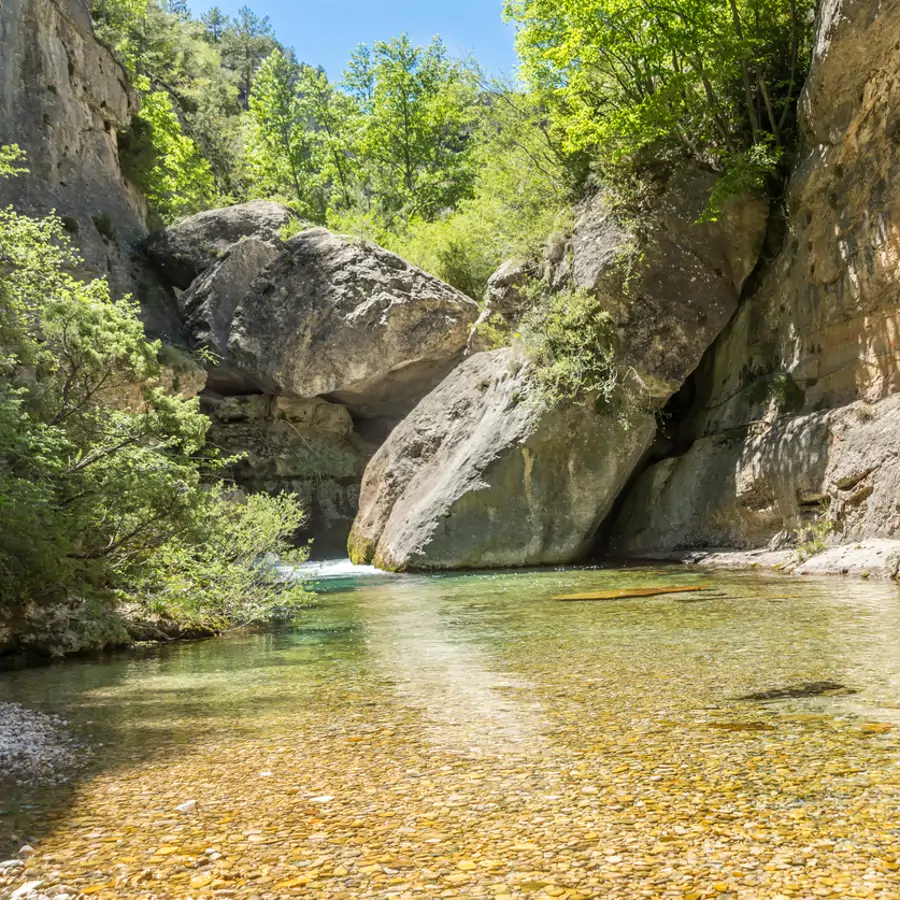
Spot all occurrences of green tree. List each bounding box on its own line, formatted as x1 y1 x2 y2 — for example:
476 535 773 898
222 5 278 107
506 0 813 178
245 50 321 216
129 85 217 224
0 148 309 653
296 66 359 211
201 5 230 42
343 35 480 223
385 87 573 299
95 0 244 205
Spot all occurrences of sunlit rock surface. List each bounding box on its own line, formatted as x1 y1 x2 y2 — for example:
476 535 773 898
352 169 767 571
228 228 480 420
350 348 656 571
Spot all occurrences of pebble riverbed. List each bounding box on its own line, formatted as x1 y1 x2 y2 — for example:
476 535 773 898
2 566 900 899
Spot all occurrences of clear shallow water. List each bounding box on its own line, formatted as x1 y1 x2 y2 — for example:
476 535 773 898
2 564 900 898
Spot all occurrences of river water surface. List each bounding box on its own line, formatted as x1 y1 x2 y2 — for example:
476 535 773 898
2 564 900 898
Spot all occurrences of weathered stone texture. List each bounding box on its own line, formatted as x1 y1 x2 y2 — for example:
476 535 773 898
611 0 900 558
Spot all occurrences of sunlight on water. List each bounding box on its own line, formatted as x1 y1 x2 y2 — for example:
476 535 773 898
2 566 900 897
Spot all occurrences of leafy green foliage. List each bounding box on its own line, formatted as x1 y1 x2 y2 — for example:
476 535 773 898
244 50 319 213
243 52 357 221
519 286 620 407
343 35 480 224
0 150 309 652
375 87 574 299
130 85 217 224
95 1 573 285
702 142 783 221
131 491 310 630
220 5 278 106
506 0 814 188
93 0 268 217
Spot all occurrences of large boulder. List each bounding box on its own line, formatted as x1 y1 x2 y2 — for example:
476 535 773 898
227 228 480 419
146 201 295 290
348 166 767 571
563 165 768 401
478 166 768 386
348 348 656 571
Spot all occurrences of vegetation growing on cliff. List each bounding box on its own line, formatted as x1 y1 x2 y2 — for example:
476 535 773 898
93 0 813 307
0 147 309 655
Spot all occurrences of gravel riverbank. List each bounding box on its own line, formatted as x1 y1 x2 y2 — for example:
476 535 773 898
0 703 83 786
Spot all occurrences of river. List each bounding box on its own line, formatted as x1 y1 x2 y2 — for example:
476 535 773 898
2 563 900 898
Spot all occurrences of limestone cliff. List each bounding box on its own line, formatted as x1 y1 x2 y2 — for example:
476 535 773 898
0 0 182 342
610 0 900 564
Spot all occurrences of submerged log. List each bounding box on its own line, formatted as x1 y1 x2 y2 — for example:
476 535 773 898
552 585 711 602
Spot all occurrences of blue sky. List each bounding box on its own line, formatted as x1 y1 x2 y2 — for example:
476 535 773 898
191 0 519 80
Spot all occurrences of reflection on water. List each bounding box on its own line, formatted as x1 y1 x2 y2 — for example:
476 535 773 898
2 564 900 897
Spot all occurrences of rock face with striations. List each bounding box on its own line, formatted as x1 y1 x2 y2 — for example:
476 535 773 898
349 166 768 570
610 0 900 560
0 0 183 341
204 394 372 557
349 348 657 571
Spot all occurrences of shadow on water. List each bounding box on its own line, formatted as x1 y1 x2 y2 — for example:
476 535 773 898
0 612 365 857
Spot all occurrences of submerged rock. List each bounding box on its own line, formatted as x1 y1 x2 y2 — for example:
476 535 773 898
349 348 656 571
0 702 84 784
738 682 856 701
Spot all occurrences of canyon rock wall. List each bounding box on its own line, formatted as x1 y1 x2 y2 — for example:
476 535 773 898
611 0 900 559
0 0 182 342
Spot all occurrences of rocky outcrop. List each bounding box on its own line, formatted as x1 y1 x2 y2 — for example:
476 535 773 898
228 228 480 419
612 396 900 555
179 238 282 393
349 348 656 571
610 0 900 560
478 167 768 397
205 394 371 557
145 201 295 290
350 167 768 570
